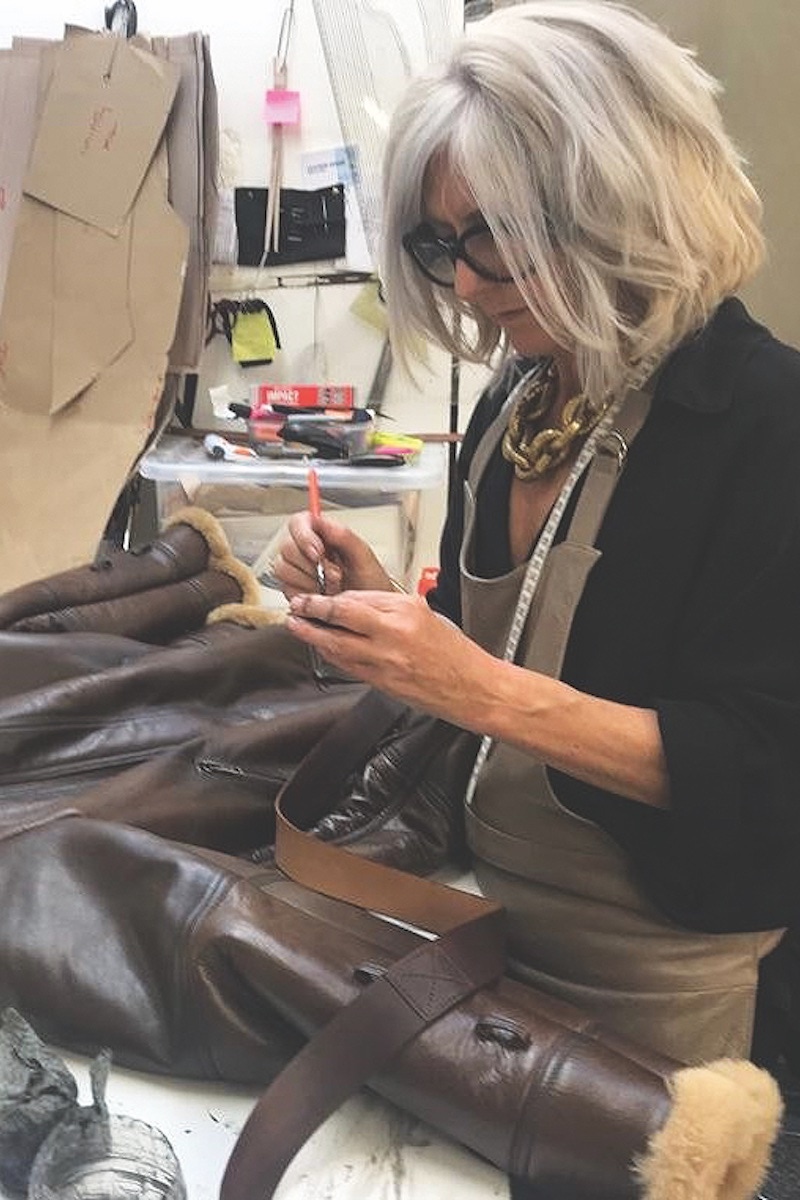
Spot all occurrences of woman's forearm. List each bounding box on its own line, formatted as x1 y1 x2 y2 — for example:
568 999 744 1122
461 658 671 809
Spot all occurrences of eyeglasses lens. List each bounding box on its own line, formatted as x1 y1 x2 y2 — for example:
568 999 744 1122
462 227 507 280
404 224 510 286
411 235 454 286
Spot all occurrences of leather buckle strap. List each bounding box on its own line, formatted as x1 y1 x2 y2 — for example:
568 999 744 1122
220 689 505 1200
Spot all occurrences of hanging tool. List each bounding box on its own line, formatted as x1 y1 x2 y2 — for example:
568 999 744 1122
104 0 137 37
365 335 393 414
264 0 298 260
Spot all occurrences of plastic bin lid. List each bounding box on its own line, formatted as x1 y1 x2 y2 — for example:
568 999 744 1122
138 436 446 493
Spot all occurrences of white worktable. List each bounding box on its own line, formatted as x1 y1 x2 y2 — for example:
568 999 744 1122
52 1050 509 1200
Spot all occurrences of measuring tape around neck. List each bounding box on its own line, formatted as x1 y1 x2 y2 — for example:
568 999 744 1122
464 395 625 808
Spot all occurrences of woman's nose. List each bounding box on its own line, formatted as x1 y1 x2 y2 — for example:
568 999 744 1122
453 258 488 303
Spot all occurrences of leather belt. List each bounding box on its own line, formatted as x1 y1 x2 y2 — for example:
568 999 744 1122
220 688 505 1200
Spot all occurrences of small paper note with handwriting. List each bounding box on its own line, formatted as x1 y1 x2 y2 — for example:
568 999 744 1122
23 33 179 234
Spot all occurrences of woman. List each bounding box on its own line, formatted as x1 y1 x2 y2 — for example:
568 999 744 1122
274 1 800 1065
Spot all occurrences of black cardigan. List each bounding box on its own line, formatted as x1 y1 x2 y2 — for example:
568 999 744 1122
428 299 800 933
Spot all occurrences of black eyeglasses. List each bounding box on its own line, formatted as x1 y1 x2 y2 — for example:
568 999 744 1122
401 220 513 287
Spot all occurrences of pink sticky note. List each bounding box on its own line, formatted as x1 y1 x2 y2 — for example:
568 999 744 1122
265 89 301 125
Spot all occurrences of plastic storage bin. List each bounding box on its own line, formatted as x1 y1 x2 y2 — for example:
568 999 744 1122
137 436 446 587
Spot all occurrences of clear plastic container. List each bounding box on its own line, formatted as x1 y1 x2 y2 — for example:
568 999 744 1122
139 435 446 493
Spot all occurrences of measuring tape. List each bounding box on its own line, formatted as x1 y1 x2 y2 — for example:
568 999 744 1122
464 387 626 807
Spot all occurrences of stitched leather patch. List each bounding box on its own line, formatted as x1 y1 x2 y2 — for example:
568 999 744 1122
388 942 472 1021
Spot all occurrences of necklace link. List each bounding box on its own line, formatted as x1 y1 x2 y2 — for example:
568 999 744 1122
501 359 607 481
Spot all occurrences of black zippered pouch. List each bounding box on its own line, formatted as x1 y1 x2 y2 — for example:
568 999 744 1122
234 184 346 266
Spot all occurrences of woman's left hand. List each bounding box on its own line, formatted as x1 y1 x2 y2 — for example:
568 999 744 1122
285 590 495 725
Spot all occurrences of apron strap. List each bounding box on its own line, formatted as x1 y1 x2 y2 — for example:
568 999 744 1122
565 387 651 546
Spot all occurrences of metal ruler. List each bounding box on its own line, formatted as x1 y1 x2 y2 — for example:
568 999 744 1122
311 0 460 264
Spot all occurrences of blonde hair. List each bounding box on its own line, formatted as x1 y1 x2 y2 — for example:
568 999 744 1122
380 1 765 399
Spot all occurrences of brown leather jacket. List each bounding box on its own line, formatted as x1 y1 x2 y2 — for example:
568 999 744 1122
0 541 781 1200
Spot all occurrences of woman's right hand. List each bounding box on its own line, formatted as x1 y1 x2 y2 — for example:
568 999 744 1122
272 510 393 598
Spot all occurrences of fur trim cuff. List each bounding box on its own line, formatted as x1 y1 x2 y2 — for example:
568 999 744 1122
636 1058 783 1200
165 507 262 607
215 557 262 608
206 603 286 629
165 506 234 565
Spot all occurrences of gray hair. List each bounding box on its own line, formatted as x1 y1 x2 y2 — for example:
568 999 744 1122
380 1 765 399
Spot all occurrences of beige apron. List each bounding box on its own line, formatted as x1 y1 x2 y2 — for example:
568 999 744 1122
461 386 783 1064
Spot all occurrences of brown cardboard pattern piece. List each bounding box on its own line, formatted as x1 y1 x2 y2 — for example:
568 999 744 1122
0 143 189 592
0 198 134 418
150 32 220 373
0 37 133 415
0 50 41 314
0 197 56 416
52 212 133 415
24 33 179 235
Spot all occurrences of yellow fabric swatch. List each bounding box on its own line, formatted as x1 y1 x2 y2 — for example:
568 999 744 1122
231 310 279 364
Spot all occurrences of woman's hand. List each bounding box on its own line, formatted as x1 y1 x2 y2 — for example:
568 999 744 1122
272 512 394 599
286 589 671 808
285 589 496 725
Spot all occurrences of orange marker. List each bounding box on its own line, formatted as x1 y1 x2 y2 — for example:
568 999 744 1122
307 468 326 593
307 466 321 518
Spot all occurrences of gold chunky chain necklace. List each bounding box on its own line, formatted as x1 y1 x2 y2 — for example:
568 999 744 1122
501 359 611 481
